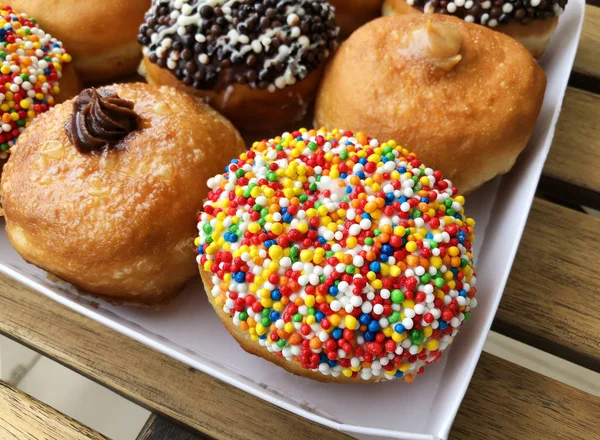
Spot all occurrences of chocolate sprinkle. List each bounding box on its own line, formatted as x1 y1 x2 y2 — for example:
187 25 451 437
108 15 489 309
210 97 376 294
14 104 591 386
138 0 340 92
406 0 567 27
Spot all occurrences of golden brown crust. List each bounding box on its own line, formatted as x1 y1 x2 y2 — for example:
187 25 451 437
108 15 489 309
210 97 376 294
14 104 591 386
8 0 150 82
314 14 547 193
382 0 558 57
140 56 323 135
329 0 384 37
2 83 246 304
199 269 391 383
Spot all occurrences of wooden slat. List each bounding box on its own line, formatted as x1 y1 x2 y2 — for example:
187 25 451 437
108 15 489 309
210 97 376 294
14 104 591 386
493 198 600 372
573 4 600 81
0 274 348 440
451 352 600 440
541 87 600 206
0 380 108 440
0 273 598 439
137 414 207 440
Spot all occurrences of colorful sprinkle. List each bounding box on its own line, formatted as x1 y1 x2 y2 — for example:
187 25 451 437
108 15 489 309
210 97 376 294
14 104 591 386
197 128 478 382
0 3 71 158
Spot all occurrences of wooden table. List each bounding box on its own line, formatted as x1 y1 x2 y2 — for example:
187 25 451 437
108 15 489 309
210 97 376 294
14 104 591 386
1 6 600 440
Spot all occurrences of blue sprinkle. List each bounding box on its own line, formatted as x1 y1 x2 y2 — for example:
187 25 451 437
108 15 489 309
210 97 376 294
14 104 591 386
328 359 337 367
340 173 347 179
459 290 467 297
271 289 282 300
315 311 325 322
269 310 280 321
399 167 407 173
421 197 430 203
381 157 388 163
346 186 353 194
455 213 463 220
356 171 366 180
369 261 381 272
359 158 367 165
318 236 327 245
264 240 274 248
320 353 328 363
233 272 246 283
258 334 267 339
439 320 448 330
395 370 404 378
361 213 371 219
386 193 395 201
359 314 372 325
225 233 238 243
379 254 388 262
399 196 407 203
364 331 376 342
197 246 204 254
328 286 339 296
282 213 293 223
381 244 394 256
332 328 343 340
280 207 287 214
368 321 381 332
394 324 406 333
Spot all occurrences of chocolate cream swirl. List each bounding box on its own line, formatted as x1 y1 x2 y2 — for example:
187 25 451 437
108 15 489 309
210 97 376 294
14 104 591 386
66 88 141 154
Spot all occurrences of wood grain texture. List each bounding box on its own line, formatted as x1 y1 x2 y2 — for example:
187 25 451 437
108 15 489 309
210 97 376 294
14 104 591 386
0 274 348 440
451 352 600 440
0 380 107 440
542 87 600 201
137 414 208 440
0 273 598 439
493 198 600 371
573 5 600 80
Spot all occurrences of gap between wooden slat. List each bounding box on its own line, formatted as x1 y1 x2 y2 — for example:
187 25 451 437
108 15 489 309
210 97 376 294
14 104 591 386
483 331 600 397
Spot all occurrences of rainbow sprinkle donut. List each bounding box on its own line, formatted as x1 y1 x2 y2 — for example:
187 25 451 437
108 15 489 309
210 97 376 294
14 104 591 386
0 3 71 158
196 128 477 382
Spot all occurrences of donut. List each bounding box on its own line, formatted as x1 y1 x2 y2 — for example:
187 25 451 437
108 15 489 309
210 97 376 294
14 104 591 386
138 0 339 133
8 0 151 82
0 3 80 163
381 0 565 57
1 83 246 305
329 0 383 37
314 15 547 193
196 128 477 382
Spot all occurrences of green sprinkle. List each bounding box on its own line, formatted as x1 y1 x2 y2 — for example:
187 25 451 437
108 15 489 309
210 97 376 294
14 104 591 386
388 312 401 323
391 289 405 304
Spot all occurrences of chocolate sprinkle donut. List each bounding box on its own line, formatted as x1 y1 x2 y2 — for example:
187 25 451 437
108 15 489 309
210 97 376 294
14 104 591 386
407 0 567 27
138 0 339 92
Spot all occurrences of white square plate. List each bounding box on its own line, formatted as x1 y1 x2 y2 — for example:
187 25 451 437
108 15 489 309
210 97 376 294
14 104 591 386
0 3 585 438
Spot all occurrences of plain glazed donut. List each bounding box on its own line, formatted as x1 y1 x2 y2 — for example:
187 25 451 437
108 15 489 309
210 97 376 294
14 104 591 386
137 0 339 133
197 128 478 382
314 15 547 193
7 0 151 82
2 83 246 305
